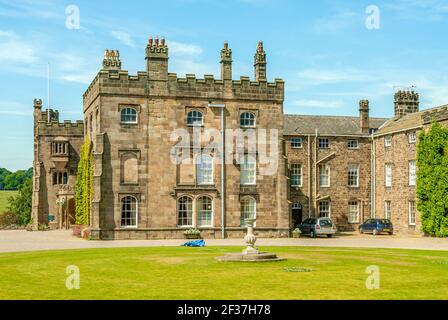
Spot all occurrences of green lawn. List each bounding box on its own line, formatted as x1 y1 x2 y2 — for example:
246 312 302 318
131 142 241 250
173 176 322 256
0 190 17 213
0 246 447 300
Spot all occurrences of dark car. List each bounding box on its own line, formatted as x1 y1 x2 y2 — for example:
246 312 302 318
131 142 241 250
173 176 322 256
359 218 394 235
298 217 337 238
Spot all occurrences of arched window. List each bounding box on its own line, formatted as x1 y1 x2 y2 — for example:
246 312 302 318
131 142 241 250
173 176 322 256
240 112 256 128
121 196 137 227
178 196 193 227
121 153 138 184
196 154 213 185
197 196 213 227
187 110 203 126
121 107 138 124
240 197 256 227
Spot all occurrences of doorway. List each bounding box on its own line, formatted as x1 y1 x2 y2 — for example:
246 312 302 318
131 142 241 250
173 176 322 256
292 203 303 228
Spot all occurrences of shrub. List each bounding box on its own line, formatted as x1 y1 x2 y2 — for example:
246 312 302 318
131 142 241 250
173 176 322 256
0 211 18 229
7 179 32 225
75 138 93 226
417 122 448 237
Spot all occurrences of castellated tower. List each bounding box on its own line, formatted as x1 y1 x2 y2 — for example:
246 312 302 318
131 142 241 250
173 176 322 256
394 90 419 118
81 36 286 240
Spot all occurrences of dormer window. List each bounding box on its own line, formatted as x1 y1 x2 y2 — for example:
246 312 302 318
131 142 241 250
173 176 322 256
52 142 69 156
120 107 138 124
240 112 256 128
187 110 203 126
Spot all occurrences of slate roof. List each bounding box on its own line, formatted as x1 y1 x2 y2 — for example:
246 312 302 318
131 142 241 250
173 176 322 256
375 104 448 136
284 114 388 136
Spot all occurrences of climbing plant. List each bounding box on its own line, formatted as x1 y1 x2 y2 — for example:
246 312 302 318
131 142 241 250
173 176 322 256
75 137 93 226
416 121 448 237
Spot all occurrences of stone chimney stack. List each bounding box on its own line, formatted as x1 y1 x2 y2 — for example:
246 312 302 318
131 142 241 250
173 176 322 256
146 36 169 81
394 90 419 118
102 49 122 71
254 41 267 82
220 42 232 81
359 99 370 134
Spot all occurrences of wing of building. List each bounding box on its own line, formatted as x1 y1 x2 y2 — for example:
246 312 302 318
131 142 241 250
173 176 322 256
31 38 439 239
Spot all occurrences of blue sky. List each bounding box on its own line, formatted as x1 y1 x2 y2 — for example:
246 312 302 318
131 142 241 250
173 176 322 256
1 0 448 171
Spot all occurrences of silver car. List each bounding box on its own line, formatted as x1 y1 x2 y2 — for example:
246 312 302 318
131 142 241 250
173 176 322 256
298 217 337 238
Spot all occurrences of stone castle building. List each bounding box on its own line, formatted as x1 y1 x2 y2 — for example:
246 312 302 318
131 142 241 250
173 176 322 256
32 37 436 239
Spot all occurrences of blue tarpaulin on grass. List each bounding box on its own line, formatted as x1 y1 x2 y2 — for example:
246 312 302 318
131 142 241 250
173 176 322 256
182 240 206 247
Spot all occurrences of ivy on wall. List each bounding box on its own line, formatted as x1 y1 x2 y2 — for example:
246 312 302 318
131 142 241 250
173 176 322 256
75 137 93 226
417 122 448 237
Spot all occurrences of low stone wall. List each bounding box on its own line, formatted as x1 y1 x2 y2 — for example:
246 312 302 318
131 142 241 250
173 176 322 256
90 227 291 240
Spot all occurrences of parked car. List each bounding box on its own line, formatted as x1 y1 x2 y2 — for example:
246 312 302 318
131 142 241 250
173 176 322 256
297 217 337 238
359 218 394 235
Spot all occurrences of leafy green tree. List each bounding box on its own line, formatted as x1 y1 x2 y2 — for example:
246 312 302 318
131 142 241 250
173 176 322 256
7 179 33 225
417 122 448 237
75 138 93 225
0 168 33 190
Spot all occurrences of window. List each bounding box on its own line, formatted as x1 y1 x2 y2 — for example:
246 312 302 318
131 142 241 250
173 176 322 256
409 160 416 186
240 112 256 128
187 110 203 126
409 201 416 226
385 201 392 220
318 164 330 187
197 196 213 227
196 155 214 185
120 107 138 124
290 164 302 187
385 163 393 187
240 197 256 227
348 164 360 187
52 142 69 155
318 201 330 218
318 138 330 149
292 203 302 210
347 139 359 149
291 138 303 149
348 201 359 224
240 154 256 185
385 135 392 147
409 131 417 144
121 196 137 228
178 196 193 227
53 171 68 185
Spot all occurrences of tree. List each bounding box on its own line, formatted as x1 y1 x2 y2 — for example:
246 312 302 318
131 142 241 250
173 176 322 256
7 179 33 225
416 122 448 237
75 138 93 225
0 168 33 190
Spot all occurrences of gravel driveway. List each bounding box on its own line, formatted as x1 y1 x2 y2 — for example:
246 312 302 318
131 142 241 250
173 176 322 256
0 230 447 253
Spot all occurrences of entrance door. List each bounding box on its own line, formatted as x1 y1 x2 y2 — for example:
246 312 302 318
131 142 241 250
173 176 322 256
292 203 303 228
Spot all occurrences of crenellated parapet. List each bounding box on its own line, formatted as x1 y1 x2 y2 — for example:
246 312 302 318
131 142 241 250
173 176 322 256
37 119 84 136
83 37 284 106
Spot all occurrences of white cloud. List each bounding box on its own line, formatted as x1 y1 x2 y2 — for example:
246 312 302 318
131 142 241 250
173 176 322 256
0 30 38 64
0 100 31 116
291 99 344 109
169 41 203 57
313 10 360 34
111 31 135 47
